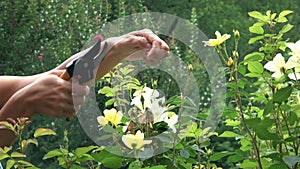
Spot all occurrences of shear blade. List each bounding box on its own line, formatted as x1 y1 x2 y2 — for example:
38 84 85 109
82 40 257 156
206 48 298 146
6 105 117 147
93 42 109 67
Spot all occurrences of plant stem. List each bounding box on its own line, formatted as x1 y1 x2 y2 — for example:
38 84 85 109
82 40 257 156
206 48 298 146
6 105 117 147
232 49 263 169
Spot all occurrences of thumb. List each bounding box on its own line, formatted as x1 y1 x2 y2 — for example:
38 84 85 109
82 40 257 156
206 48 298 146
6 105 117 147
49 69 66 77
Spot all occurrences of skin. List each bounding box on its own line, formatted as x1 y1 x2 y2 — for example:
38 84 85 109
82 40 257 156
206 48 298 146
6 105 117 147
0 29 169 147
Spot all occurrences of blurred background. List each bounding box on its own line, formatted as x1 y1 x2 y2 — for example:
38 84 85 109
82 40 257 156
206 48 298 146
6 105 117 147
1 0 299 168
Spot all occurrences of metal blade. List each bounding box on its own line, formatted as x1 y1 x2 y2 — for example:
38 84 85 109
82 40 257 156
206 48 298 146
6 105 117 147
93 41 108 67
82 39 102 60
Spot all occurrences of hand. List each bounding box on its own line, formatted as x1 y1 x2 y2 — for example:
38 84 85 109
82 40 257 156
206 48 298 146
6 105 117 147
107 29 170 66
16 70 89 119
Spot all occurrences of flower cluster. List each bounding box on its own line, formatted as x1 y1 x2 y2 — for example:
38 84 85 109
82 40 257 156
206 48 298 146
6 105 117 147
130 87 178 132
97 86 178 151
264 40 300 80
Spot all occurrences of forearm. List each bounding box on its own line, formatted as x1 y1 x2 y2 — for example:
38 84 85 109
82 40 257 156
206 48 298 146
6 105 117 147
54 39 126 83
0 90 32 147
0 74 45 107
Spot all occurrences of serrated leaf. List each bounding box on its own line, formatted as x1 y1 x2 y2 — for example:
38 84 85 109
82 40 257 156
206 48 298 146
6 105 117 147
248 11 265 21
273 86 293 103
219 131 240 138
34 128 56 138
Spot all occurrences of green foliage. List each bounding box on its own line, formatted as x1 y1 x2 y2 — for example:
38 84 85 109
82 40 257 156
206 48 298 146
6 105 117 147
2 0 300 168
0 118 56 169
210 8 300 169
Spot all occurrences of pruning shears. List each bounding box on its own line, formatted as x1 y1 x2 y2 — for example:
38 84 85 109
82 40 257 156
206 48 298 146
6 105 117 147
60 40 108 84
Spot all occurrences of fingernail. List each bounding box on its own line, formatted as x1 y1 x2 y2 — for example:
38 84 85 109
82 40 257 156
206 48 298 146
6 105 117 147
85 85 90 94
146 43 152 48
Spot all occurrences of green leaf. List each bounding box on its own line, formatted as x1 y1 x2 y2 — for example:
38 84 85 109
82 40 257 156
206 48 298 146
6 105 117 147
128 160 143 169
269 163 288 169
279 24 294 34
76 154 94 163
17 160 34 167
0 153 10 160
254 127 279 140
283 155 300 168
105 98 114 107
11 151 26 158
70 164 86 169
219 131 240 138
0 121 14 131
276 17 288 23
210 151 233 161
273 86 293 103
240 138 252 151
245 72 262 77
263 101 274 115
238 65 246 75
287 111 297 125
43 149 63 160
243 52 264 62
144 165 167 169
225 119 240 127
278 10 294 17
34 128 56 138
6 159 15 169
249 24 264 34
75 146 96 157
227 154 243 163
98 86 113 96
239 159 258 168
247 61 264 74
179 149 190 159
248 11 265 21
102 157 122 169
248 35 265 44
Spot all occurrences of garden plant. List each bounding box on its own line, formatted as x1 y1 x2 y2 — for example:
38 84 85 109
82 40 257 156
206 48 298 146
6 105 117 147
0 0 300 169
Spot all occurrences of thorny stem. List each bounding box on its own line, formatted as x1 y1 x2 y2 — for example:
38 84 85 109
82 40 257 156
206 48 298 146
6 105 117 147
280 110 298 155
196 138 202 169
216 48 227 66
231 43 263 169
